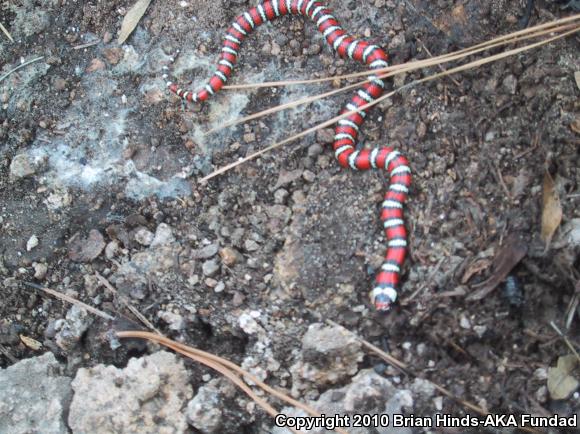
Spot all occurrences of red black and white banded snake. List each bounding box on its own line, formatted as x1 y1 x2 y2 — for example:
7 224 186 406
166 0 412 312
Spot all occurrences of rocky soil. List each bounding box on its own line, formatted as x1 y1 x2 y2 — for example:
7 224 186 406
1 0 579 433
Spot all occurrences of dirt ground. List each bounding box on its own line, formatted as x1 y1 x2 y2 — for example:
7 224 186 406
1 0 579 433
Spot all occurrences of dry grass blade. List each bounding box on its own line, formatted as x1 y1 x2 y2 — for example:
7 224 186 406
117 330 351 434
0 22 14 43
200 25 579 182
72 40 100 50
23 281 114 320
117 0 152 44
0 56 45 84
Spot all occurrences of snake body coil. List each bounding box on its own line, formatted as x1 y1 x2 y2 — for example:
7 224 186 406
168 0 412 311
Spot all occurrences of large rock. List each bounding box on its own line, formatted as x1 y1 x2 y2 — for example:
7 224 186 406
9 153 37 179
68 351 192 434
290 323 363 396
0 352 72 434
272 369 414 434
186 379 227 434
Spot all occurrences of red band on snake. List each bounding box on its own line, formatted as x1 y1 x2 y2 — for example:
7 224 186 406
167 0 412 312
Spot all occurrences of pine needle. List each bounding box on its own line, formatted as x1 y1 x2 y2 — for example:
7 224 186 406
0 22 14 43
0 56 45 84
200 24 579 182
117 330 350 434
205 21 579 136
221 14 580 90
23 278 348 433
23 282 114 321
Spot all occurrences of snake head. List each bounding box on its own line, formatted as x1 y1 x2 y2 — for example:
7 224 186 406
370 286 398 312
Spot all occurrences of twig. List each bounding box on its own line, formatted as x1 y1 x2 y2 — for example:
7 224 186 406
514 131 540 158
23 281 114 320
494 160 513 202
325 319 408 373
72 40 100 50
404 256 446 302
549 321 580 364
0 56 45 84
94 271 162 335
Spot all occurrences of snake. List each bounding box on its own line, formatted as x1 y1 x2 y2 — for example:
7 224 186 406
166 0 412 311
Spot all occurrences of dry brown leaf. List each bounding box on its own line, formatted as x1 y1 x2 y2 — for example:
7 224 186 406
117 0 152 45
467 234 528 301
547 355 579 400
541 171 563 247
20 335 42 350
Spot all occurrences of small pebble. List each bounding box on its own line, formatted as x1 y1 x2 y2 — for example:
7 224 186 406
204 278 218 287
219 247 241 266
274 189 289 204
202 260 219 277
104 241 119 259
26 235 39 251
302 170 315 183
10 154 36 179
271 41 281 56
157 311 185 331
192 244 219 259
86 58 106 73
214 281 225 293
151 223 175 246
433 396 443 411
459 315 471 329
134 227 154 246
32 262 48 280
244 239 260 252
